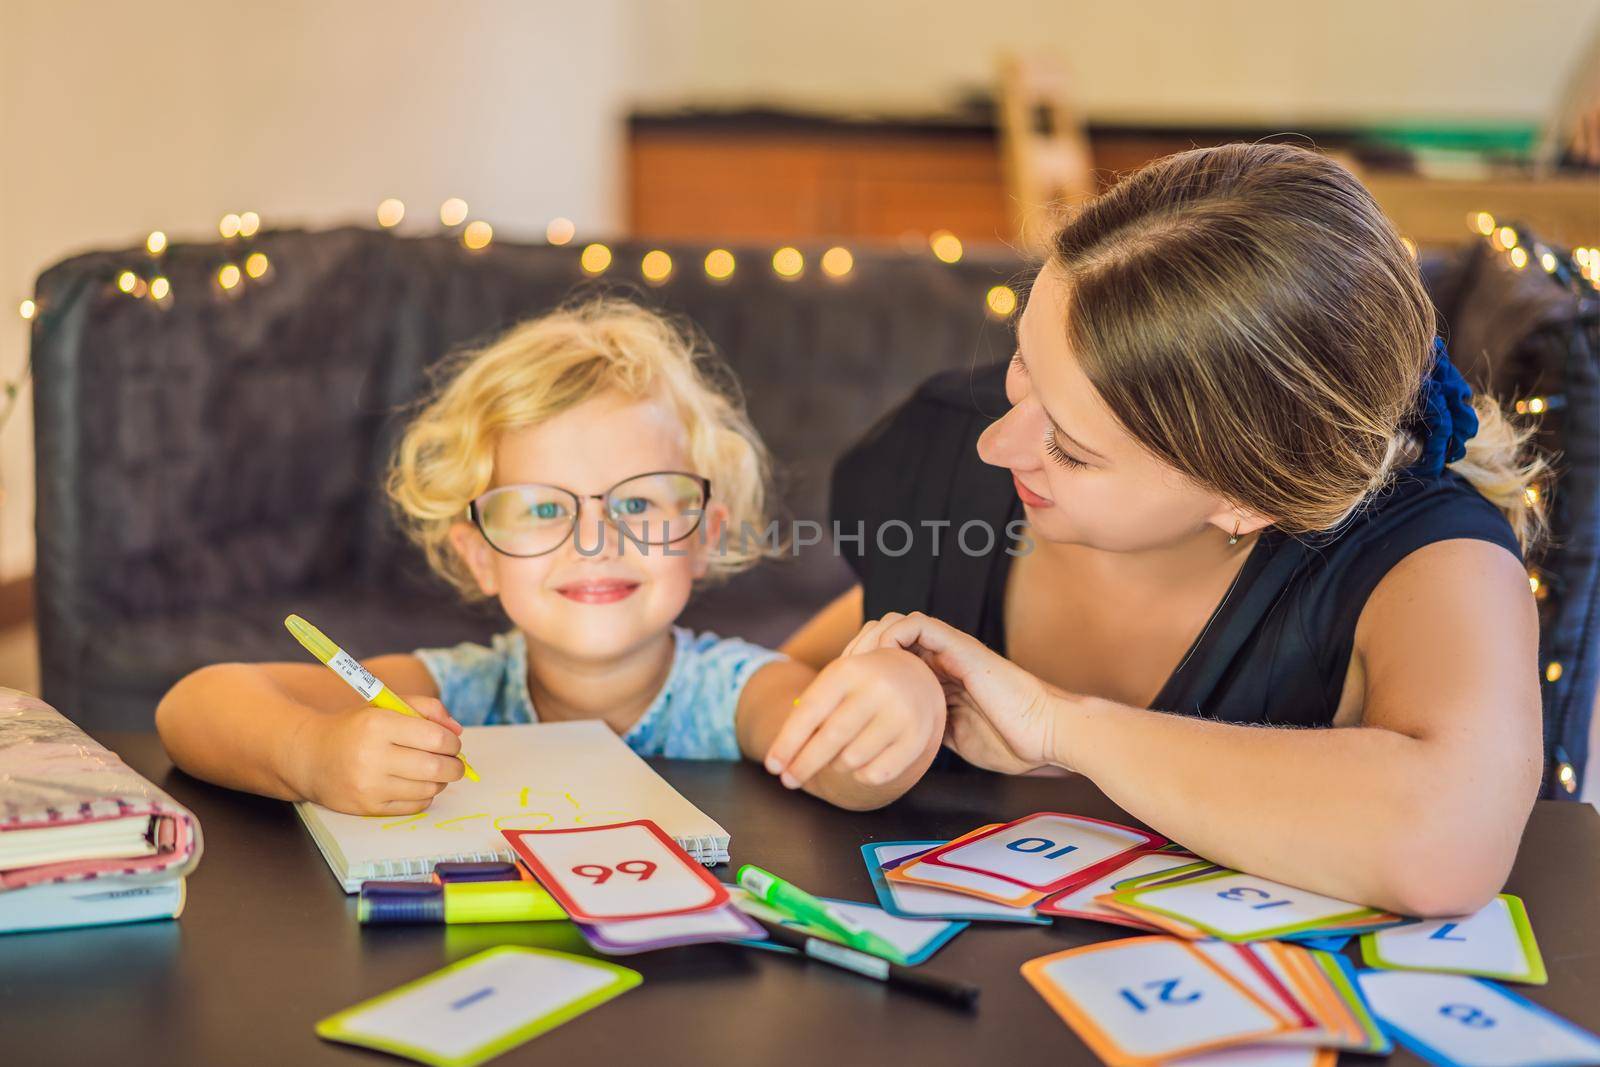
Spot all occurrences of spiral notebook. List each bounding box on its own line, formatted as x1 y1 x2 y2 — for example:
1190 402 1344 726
295 721 730 892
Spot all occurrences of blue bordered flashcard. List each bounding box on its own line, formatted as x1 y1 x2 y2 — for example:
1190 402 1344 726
861 842 1050 924
1357 970 1600 1067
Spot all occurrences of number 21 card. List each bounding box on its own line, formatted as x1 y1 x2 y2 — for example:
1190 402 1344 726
503 820 729 924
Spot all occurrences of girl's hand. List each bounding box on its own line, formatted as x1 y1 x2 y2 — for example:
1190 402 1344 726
286 696 465 815
844 612 1064 773
763 647 946 791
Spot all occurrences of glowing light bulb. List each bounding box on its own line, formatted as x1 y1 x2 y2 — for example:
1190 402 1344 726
821 246 854 278
217 264 242 290
238 212 260 237
580 243 612 274
1527 396 1547 414
150 277 171 301
1547 661 1564 683
245 252 269 278
1400 237 1417 259
376 198 405 228
930 230 963 264
1496 226 1517 250
219 213 242 239
18 299 36 320
440 198 469 226
1509 246 1528 270
986 285 1018 318
772 247 804 279
462 220 493 250
146 231 168 255
703 248 735 281
117 271 138 293
1528 572 1541 595
1540 251 1557 273
641 249 673 283
1525 485 1540 505
1471 212 1495 235
546 217 575 245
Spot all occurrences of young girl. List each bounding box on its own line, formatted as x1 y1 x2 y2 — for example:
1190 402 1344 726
157 300 944 814
773 143 1547 916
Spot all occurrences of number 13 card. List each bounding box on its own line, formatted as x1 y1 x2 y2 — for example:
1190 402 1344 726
503 820 729 924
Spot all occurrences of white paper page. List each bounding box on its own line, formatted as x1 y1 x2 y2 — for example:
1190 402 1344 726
295 721 726 889
933 815 1147 887
1033 938 1284 1059
871 843 1039 919
1358 970 1600 1067
1133 872 1368 938
1368 896 1531 977
334 949 617 1060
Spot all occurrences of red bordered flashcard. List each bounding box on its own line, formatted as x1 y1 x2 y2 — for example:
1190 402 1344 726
919 812 1165 896
502 820 729 925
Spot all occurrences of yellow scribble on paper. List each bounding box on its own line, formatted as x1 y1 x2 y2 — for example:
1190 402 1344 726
518 787 529 808
493 811 556 832
379 812 429 831
435 813 490 829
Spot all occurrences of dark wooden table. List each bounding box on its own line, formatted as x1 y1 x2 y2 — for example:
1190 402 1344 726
4 733 1599 1066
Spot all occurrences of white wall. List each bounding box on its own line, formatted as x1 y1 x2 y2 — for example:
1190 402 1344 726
630 0 1600 123
0 0 629 581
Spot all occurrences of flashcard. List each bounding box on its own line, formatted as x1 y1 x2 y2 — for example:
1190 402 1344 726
1169 1046 1335 1067
1022 936 1295 1066
1040 852 1201 927
922 812 1165 892
315 947 639 1067
1113 870 1385 942
887 852 1047 906
1192 942 1314 1031
862 842 1050 924
1360 893 1546 985
1294 936 1351 953
1309 950 1392 1054
1112 861 1221 892
502 820 728 924
1251 943 1365 1051
574 903 763 955
1357 970 1600 1067
726 885 967 966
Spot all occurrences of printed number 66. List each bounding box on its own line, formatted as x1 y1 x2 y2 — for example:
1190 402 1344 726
572 860 657 884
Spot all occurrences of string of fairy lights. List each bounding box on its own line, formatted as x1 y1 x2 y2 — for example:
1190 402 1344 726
3 197 1598 787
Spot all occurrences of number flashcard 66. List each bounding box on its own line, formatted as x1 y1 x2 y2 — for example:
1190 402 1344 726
503 820 728 924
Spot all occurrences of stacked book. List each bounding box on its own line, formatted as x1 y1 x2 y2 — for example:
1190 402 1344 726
0 689 202 934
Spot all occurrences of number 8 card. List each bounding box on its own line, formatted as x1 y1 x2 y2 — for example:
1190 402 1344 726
503 820 730 924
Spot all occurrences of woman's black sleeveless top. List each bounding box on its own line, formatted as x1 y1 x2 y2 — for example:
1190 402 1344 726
831 362 1521 730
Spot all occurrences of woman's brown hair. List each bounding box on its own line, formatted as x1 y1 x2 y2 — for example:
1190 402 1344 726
1051 142 1546 549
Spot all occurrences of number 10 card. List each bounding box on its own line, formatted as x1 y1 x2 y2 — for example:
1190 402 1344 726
503 820 729 924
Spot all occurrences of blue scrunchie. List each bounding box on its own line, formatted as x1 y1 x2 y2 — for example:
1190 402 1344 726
1409 338 1479 478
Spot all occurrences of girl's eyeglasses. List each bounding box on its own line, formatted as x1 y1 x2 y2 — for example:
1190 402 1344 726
467 471 711 558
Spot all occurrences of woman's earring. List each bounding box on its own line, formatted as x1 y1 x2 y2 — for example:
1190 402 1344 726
1228 522 1241 546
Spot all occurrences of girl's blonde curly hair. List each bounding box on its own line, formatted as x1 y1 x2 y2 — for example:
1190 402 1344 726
388 298 774 599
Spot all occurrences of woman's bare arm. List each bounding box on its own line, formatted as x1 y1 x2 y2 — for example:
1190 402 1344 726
780 584 863 669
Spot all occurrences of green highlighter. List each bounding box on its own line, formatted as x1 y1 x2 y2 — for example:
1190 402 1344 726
736 864 904 963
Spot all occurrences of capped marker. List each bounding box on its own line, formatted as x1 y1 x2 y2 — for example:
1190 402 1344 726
284 614 480 781
358 880 565 924
737 864 903 963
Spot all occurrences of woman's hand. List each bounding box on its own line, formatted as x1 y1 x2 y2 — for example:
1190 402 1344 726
845 612 1066 774
763 647 947 791
284 696 465 815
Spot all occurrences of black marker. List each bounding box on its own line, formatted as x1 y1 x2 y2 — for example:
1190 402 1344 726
738 914 979 1010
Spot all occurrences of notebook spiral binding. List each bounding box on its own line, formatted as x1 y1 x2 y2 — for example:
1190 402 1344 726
364 835 727 882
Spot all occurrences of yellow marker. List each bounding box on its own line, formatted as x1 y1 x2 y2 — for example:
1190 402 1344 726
284 614 480 782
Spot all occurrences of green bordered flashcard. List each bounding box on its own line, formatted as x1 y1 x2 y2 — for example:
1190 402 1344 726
1110 869 1387 943
316 947 640 1067
1359 893 1546 985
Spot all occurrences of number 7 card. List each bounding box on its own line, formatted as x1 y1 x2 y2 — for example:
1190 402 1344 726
503 820 729 924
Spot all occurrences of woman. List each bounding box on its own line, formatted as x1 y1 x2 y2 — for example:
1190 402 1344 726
768 143 1546 917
